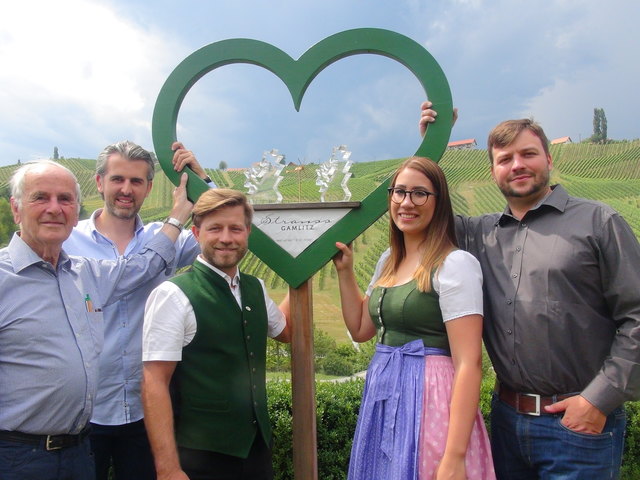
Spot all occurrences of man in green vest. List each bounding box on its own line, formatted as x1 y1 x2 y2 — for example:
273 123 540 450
141 188 291 480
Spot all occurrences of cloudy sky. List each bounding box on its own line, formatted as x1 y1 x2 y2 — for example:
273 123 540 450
1 0 638 169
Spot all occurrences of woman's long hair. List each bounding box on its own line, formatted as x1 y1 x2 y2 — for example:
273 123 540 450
376 156 458 292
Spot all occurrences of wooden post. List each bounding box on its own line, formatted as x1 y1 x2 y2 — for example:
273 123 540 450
289 279 317 480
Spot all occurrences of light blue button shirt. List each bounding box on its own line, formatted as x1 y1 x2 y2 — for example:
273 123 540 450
0 230 175 435
63 211 199 425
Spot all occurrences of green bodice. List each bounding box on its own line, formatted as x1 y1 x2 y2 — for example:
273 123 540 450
368 280 450 350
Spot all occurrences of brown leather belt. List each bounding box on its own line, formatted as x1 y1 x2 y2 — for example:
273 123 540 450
0 427 90 451
498 384 577 416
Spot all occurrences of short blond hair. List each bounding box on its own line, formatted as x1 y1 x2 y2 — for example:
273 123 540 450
192 189 253 227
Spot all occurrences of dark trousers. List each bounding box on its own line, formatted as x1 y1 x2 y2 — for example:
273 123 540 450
178 435 273 480
90 420 155 480
0 436 94 480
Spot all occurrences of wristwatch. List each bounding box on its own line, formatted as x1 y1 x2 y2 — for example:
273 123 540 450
164 217 183 230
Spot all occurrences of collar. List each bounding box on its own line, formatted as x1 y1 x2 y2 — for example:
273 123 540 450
497 184 569 226
7 232 72 274
196 255 240 288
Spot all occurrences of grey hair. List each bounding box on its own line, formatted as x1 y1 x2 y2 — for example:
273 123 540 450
96 140 155 181
10 160 82 213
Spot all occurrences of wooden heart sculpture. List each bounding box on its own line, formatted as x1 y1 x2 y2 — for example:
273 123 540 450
152 28 452 287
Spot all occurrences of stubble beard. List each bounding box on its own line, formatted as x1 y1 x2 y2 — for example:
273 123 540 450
203 244 248 272
105 197 140 220
499 169 550 199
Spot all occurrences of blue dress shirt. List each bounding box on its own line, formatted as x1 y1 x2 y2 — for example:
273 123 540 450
0 231 175 435
63 211 199 426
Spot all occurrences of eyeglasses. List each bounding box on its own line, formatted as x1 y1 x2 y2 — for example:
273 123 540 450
387 187 437 206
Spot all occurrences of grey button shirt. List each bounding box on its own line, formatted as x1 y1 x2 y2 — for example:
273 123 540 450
456 185 640 414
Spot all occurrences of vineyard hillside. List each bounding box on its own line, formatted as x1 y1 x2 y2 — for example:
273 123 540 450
1 140 638 343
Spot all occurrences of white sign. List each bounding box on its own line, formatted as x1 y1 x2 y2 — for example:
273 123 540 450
253 208 352 257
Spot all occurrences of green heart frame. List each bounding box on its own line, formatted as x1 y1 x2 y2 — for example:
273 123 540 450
152 28 452 287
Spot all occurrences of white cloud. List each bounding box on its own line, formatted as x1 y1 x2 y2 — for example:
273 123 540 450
520 2 640 141
0 0 186 161
410 0 640 144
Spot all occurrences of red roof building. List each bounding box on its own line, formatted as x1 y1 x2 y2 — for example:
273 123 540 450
551 136 572 145
447 138 477 150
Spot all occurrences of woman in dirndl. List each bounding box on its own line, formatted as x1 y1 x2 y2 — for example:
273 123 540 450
333 156 495 480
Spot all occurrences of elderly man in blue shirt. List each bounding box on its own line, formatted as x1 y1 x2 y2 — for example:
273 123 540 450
63 141 212 480
0 160 192 480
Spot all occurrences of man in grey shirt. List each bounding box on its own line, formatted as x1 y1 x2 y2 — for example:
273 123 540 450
420 106 640 479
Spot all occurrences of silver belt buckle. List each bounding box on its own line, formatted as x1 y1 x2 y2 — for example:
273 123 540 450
45 435 63 451
519 393 541 416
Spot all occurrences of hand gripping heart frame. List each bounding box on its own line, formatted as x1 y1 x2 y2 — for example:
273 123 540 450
152 28 452 287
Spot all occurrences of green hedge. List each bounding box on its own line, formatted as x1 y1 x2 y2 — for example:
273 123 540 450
267 379 640 480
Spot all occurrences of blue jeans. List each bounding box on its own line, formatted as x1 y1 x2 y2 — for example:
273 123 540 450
90 420 156 480
0 436 95 480
491 393 626 479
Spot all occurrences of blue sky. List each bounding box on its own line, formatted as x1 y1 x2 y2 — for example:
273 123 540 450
1 0 638 168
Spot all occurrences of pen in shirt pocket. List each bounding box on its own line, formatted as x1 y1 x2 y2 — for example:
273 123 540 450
85 294 93 312
85 294 103 313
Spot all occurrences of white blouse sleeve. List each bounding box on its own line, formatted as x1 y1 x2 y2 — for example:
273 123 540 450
365 248 391 297
433 250 484 322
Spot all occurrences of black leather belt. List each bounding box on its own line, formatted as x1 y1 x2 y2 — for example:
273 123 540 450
498 384 577 416
0 427 90 451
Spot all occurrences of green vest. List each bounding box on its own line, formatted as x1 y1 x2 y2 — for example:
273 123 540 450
169 261 271 458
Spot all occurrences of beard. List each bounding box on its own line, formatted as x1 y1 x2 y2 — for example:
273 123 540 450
201 243 248 272
104 196 141 220
498 168 550 199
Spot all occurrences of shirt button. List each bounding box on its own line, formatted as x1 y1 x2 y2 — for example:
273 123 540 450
250 352 254 357
516 247 521 252
506 299 512 305
512 273 518 278
246 335 251 340
506 329 512 335
521 223 527 227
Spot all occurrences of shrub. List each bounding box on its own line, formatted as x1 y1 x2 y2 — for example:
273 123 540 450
268 379 364 480
622 401 640 479
322 344 360 376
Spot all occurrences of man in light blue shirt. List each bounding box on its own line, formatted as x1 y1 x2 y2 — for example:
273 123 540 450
63 140 213 480
0 160 192 480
